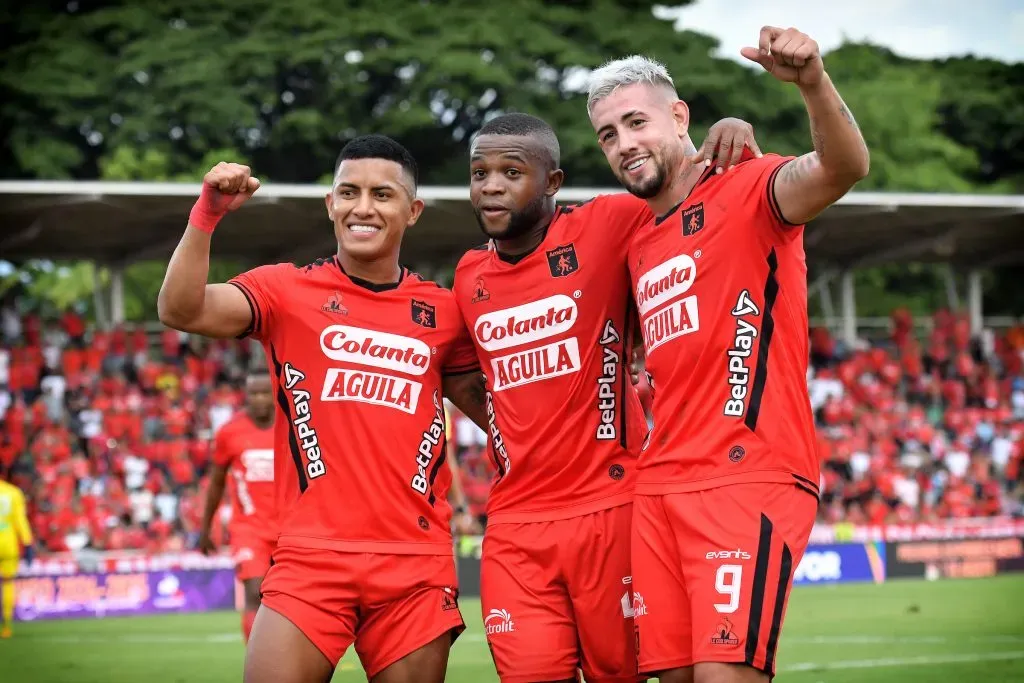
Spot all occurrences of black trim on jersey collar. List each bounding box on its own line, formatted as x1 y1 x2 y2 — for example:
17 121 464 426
654 163 717 226
493 207 561 265
333 256 406 292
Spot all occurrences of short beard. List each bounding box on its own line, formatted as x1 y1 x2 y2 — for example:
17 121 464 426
621 159 668 199
473 191 548 240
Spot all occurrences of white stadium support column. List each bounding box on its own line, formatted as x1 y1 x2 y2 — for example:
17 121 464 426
840 271 857 347
110 266 125 326
967 269 984 336
92 264 108 330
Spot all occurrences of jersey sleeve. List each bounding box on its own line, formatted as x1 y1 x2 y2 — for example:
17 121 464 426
211 421 236 468
228 263 291 341
738 153 802 239
591 193 654 251
443 320 481 376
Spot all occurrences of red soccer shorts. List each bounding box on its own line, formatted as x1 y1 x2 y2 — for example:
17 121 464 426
631 482 817 677
232 534 275 582
481 503 640 683
259 545 464 676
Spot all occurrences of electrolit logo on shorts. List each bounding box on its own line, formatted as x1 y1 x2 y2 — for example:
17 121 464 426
319 325 431 376
484 608 516 635
473 295 577 352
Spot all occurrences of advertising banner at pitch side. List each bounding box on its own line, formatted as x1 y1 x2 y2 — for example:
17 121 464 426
792 542 887 586
14 568 235 621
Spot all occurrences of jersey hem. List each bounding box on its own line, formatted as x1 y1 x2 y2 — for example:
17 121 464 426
485 490 635 525
276 534 454 555
229 521 279 544
634 469 819 496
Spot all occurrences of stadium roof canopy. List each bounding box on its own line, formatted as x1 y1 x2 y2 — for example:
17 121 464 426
0 180 1022 269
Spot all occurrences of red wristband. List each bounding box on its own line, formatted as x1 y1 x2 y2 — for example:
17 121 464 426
188 183 225 234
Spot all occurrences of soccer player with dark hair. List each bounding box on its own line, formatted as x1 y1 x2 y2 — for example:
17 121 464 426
453 112 762 682
586 28 869 683
159 134 488 683
198 366 276 644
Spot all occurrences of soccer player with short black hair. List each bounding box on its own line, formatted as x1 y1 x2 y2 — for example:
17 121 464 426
454 112 762 682
159 134 488 683
198 366 276 644
587 27 869 683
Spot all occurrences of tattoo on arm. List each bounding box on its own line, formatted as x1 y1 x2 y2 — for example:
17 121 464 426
778 152 820 185
839 103 856 126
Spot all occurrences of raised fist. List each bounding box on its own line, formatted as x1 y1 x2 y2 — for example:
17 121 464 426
741 27 824 87
202 162 261 213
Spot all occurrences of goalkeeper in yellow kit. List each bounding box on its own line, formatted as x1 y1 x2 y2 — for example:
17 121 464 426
0 475 33 638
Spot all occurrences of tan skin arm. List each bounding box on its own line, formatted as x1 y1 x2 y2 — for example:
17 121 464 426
157 163 261 338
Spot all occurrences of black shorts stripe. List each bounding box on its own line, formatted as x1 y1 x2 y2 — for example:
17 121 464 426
764 542 794 674
744 248 779 432
269 345 308 494
229 281 259 339
766 161 800 226
744 513 774 667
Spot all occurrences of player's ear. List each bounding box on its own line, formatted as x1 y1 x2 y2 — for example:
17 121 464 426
406 197 426 226
324 192 334 220
671 99 690 139
546 168 564 197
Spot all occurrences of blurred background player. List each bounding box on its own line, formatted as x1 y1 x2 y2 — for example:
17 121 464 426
587 27 869 683
445 400 483 536
455 113 760 682
158 135 489 683
0 469 34 638
198 366 276 644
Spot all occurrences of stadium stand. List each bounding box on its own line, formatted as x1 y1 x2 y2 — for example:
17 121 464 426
1 293 1021 554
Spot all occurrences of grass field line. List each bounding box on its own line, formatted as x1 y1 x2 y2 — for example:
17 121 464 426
782 650 1024 672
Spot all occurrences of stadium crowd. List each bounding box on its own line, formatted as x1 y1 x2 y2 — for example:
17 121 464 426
1 297 1022 554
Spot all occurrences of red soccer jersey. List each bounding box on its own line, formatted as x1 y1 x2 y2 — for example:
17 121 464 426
212 412 277 542
627 153 819 497
453 194 651 523
230 257 479 555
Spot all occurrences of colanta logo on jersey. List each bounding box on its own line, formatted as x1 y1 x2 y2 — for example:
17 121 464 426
319 325 430 413
474 295 577 351
474 295 581 391
635 254 697 317
635 254 701 353
320 325 431 375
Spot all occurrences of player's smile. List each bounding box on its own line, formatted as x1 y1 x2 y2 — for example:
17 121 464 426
622 155 651 178
346 223 383 239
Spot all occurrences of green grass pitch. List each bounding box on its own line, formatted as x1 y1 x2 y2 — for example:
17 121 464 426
3 575 1023 682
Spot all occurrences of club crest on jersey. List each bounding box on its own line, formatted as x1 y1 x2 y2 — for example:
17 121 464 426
411 299 436 328
682 203 705 236
321 291 348 316
546 243 579 278
472 277 490 304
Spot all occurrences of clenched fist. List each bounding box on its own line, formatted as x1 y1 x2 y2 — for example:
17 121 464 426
202 162 261 213
741 27 824 87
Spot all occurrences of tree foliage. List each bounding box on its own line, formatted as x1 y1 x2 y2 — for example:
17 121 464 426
0 2 1020 320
